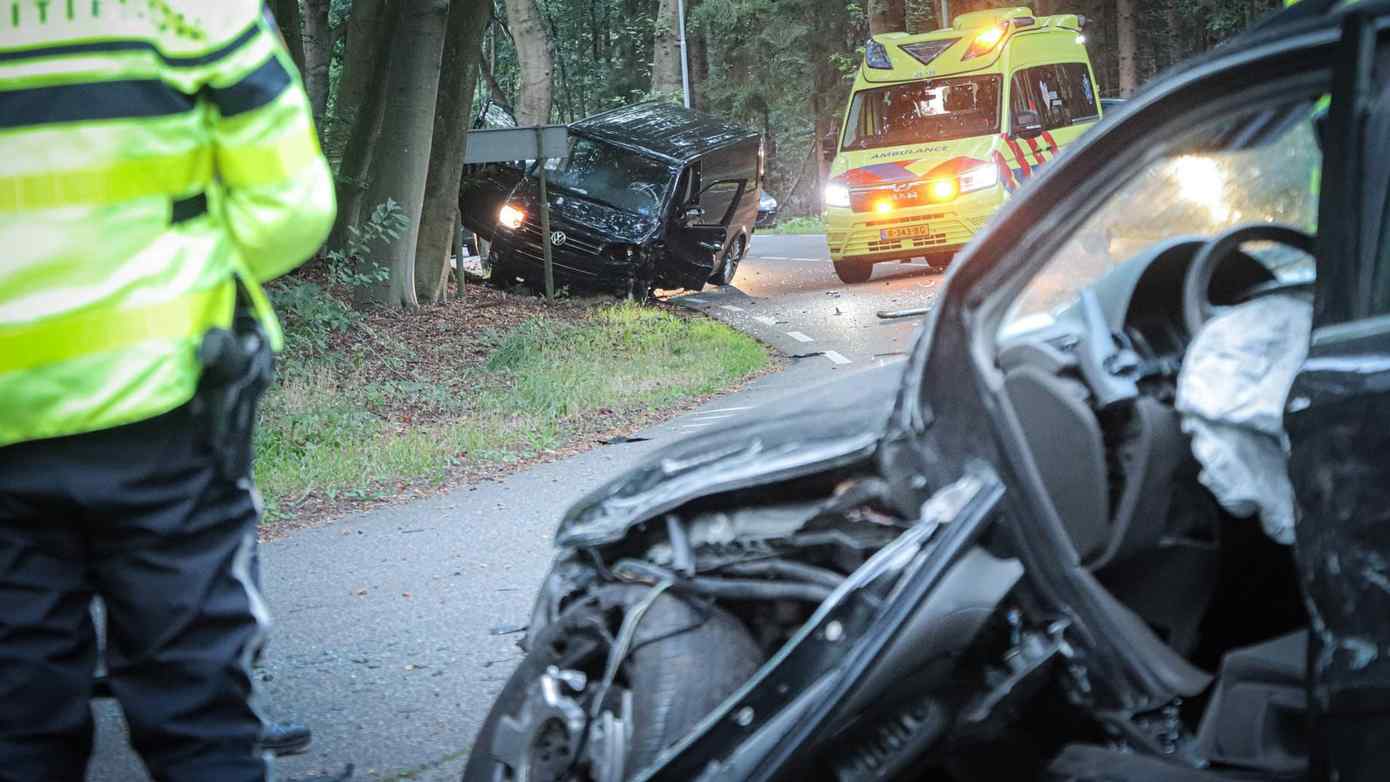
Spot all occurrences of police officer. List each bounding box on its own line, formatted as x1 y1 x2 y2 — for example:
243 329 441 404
0 2 334 779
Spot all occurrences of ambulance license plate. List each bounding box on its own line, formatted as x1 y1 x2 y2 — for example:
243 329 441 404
881 224 935 242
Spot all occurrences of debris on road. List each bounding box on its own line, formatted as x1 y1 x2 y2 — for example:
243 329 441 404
600 435 652 445
876 306 932 320
490 622 528 636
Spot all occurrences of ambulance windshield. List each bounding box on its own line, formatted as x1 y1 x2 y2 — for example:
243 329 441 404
842 75 1003 150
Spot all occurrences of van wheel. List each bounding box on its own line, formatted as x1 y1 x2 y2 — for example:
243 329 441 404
711 235 746 286
834 260 873 284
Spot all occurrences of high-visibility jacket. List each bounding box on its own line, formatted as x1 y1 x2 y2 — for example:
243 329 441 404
0 1 335 447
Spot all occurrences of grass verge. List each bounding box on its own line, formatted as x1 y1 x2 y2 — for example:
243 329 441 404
254 286 769 533
760 215 825 235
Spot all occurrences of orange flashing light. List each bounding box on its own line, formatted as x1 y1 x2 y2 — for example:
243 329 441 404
928 178 959 202
874 199 894 214
975 25 1005 49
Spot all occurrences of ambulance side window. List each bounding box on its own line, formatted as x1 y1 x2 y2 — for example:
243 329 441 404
1057 63 1100 123
1011 63 1099 131
1010 72 1037 129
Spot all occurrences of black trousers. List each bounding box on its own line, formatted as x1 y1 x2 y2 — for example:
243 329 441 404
0 402 269 781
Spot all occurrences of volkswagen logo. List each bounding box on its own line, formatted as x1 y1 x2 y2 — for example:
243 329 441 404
550 231 567 247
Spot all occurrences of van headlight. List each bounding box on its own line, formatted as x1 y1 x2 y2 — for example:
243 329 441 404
823 182 851 209
958 163 1000 194
498 204 526 230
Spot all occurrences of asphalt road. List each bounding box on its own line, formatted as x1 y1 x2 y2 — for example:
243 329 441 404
86 233 929 781
665 232 947 367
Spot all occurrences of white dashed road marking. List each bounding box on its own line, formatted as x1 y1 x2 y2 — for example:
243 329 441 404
824 350 852 365
702 406 753 413
753 316 778 326
790 257 822 262
785 331 815 343
687 413 739 421
684 297 707 303
762 256 788 260
719 304 745 312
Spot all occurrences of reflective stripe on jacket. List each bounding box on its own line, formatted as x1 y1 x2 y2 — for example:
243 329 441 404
0 1 335 447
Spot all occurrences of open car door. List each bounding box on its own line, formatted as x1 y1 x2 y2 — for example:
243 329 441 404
663 178 743 289
1284 8 1390 780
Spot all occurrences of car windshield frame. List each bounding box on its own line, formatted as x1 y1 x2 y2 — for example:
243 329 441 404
539 135 676 217
840 74 1003 152
951 50 1336 372
995 108 1323 340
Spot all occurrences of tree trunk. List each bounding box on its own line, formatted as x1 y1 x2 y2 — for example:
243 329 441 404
355 0 450 309
327 0 391 153
1165 0 1183 69
688 16 708 110
651 0 682 100
415 0 491 304
301 0 332 126
503 0 553 124
868 0 907 35
328 0 398 253
271 0 306 75
1116 0 1139 96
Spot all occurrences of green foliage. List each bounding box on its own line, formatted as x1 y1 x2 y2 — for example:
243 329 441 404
272 199 407 353
326 197 408 287
270 280 356 353
254 303 769 518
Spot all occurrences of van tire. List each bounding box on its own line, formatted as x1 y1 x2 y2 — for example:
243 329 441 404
711 235 746 286
834 260 873 284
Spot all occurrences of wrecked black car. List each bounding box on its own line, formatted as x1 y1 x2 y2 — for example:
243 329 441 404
459 101 763 297
464 4 1390 781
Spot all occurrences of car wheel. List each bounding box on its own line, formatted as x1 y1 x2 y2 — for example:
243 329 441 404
834 259 873 284
461 590 762 782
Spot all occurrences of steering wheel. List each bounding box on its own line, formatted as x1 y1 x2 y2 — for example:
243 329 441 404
1182 223 1316 336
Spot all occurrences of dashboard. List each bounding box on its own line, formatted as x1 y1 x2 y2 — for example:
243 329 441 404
994 236 1280 568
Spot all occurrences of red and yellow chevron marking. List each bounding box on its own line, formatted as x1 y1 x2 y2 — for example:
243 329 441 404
996 130 1063 192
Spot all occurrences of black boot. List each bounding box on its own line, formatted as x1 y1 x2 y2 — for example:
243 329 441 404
262 720 313 756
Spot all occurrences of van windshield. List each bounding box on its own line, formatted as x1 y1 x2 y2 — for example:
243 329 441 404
542 137 673 216
842 75 1002 151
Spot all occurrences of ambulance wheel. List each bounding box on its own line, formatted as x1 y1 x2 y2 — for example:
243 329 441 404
834 260 873 284
924 253 953 273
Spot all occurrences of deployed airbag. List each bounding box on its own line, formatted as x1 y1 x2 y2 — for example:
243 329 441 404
1176 295 1312 545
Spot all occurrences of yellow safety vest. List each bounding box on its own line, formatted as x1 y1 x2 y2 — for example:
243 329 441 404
0 1 335 447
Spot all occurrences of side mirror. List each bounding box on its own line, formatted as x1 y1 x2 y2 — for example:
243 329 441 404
1014 110 1043 140
682 205 706 222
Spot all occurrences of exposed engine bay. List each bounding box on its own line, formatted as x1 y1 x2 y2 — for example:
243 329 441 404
465 227 1320 782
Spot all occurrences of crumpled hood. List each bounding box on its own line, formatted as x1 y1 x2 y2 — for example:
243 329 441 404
557 362 907 548
514 181 662 246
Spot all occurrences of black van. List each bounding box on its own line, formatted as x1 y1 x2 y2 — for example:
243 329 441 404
459 101 763 296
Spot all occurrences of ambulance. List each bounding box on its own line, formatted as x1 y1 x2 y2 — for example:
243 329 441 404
823 7 1101 283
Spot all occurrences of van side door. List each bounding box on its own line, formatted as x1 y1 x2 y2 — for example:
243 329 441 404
661 164 731 288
